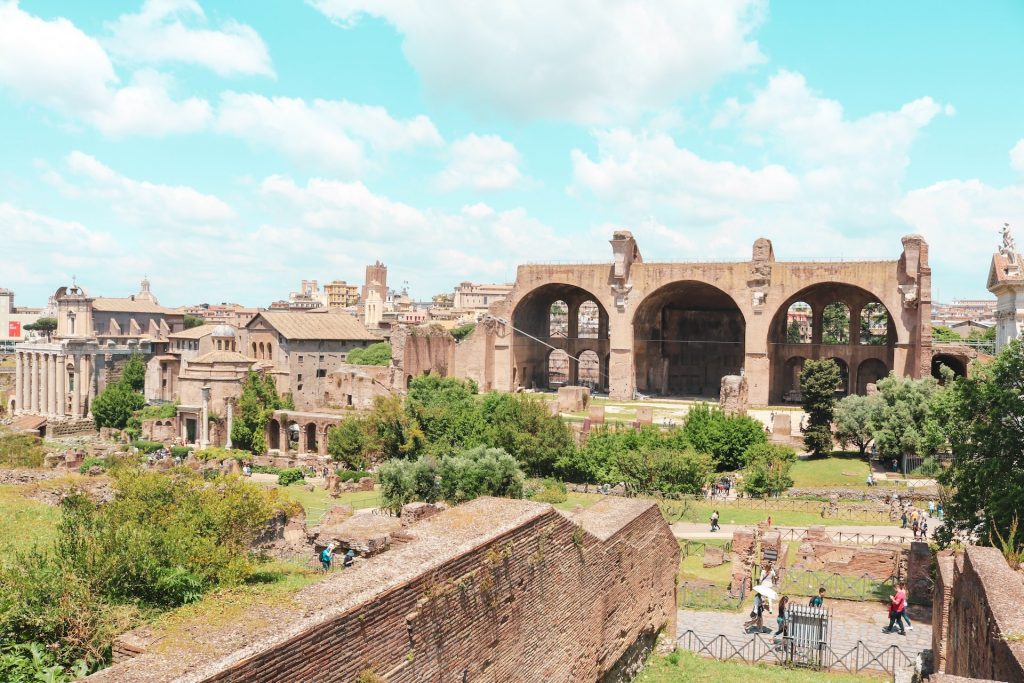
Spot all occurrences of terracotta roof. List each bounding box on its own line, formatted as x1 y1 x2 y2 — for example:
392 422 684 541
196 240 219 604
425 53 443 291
93 298 179 315
988 251 1024 287
10 414 47 431
190 350 254 365
168 325 217 340
252 311 379 341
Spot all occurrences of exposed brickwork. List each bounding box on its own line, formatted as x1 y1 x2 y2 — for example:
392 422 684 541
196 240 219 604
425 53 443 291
945 546 1024 681
791 540 900 580
85 497 678 683
932 552 958 675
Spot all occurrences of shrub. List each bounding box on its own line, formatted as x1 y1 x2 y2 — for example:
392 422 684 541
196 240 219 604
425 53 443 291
526 478 567 504
437 446 524 504
741 443 797 497
277 468 305 487
346 342 392 366
92 384 145 430
378 459 417 514
682 404 766 471
335 469 372 482
78 457 110 474
170 446 190 459
327 417 373 469
0 429 46 468
251 465 280 475
450 323 476 341
913 457 943 477
616 446 713 495
193 447 248 462
130 440 163 454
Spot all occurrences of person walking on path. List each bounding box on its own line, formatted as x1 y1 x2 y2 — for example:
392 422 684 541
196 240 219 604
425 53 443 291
809 587 826 607
896 581 913 630
901 510 908 529
744 593 767 633
319 543 335 572
710 510 720 532
882 583 907 635
774 596 790 637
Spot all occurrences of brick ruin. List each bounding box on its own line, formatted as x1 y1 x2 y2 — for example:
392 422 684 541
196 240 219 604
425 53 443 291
83 496 679 683
791 526 902 581
931 546 1024 682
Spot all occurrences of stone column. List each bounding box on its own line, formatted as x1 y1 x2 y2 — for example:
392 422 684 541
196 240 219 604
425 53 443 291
199 385 210 449
280 421 289 456
318 425 328 457
86 355 96 417
298 424 308 455
45 354 54 415
56 355 66 417
72 355 82 418
811 305 824 349
849 305 862 346
14 352 23 414
29 353 39 413
225 399 234 448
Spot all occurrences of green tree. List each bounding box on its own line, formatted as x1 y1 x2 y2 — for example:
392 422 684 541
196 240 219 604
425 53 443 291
834 394 878 455
616 446 713 496
91 383 145 429
476 392 575 477
437 446 525 504
786 319 804 343
561 424 688 484
869 375 946 465
938 340 1024 548
406 375 478 455
231 371 287 454
326 417 371 469
683 403 766 471
368 395 424 460
741 443 797 497
821 303 850 344
23 316 57 339
346 342 392 366
800 359 841 454
119 353 146 392
931 325 960 342
183 315 205 329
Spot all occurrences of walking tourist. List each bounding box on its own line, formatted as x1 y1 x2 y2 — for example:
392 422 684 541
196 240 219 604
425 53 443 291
921 520 929 539
809 587 826 607
901 510 908 529
710 510 720 532
774 596 790 637
897 581 913 630
744 593 767 633
882 583 907 635
319 543 335 572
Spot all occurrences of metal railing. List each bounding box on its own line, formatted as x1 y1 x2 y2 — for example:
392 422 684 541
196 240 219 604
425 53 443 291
777 570 895 602
677 629 916 675
679 539 733 559
655 494 892 524
678 582 745 612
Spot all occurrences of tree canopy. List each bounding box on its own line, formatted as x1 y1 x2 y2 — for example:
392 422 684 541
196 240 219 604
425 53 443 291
834 394 877 455
230 371 288 454
346 342 392 366
800 359 841 455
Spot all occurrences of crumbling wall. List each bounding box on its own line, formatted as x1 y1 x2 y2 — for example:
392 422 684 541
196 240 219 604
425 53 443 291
140 418 178 443
388 324 455 390
945 546 1024 681
932 552 958 675
85 498 678 683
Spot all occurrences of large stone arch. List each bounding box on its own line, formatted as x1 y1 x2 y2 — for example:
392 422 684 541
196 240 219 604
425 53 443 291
768 282 896 403
511 283 610 391
632 281 745 397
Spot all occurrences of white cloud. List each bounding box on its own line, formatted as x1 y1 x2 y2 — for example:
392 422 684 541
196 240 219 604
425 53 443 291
105 0 274 77
436 134 529 191
1011 139 1024 173
0 2 210 136
46 151 236 231
311 0 766 123
216 93 442 174
88 70 211 136
1 201 117 252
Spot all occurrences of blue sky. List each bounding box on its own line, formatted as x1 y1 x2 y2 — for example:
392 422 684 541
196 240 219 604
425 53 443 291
2 0 1022 307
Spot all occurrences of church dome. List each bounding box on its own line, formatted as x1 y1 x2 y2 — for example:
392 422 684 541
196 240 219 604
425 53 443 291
211 324 236 338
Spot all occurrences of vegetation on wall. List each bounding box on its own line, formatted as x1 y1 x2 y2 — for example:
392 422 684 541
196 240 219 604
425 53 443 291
346 342 392 366
450 323 476 341
231 371 289 454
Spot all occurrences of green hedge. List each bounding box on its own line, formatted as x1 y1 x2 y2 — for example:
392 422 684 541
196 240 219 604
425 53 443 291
170 446 190 459
130 440 163 454
277 468 305 487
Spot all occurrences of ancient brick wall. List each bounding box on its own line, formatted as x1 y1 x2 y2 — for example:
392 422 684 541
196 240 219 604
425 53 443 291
932 552 958 674
84 498 678 683
945 546 1024 681
388 325 455 390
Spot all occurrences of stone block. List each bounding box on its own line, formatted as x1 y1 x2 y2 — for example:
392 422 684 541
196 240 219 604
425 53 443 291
703 546 725 567
557 385 590 413
401 502 443 525
588 404 605 424
635 406 653 425
772 413 792 436
719 375 748 416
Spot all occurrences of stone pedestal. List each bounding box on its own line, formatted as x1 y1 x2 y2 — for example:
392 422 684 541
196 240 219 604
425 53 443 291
719 375 749 416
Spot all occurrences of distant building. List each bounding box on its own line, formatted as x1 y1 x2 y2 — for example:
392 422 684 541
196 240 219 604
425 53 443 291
324 280 360 308
0 288 44 345
287 280 326 310
453 282 512 311
362 261 388 305
179 303 259 328
988 224 1024 352
931 298 997 328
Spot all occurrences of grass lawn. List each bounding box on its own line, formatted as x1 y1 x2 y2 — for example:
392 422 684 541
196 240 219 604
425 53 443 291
664 500 882 528
790 453 870 488
275 484 382 525
0 484 62 563
638 651 883 682
550 490 604 511
678 544 734 586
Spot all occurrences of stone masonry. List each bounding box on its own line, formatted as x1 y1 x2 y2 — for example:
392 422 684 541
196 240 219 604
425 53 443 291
84 496 679 683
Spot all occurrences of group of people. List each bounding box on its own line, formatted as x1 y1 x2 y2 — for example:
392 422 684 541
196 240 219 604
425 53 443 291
900 505 932 541
703 478 733 499
319 542 356 572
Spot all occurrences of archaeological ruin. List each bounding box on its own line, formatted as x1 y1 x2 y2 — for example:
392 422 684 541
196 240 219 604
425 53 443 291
460 231 934 405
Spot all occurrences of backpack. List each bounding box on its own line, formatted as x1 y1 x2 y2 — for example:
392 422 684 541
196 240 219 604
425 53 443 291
320 548 331 563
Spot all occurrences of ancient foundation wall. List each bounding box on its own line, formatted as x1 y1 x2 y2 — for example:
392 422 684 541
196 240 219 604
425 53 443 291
85 498 678 683
945 546 1024 681
388 325 455 390
932 552 958 675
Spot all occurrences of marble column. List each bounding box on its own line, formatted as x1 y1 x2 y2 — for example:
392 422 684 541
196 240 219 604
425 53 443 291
45 354 55 416
199 385 210 449
57 355 66 417
29 353 39 413
85 356 96 417
225 399 234 448
72 355 82 418
14 352 23 414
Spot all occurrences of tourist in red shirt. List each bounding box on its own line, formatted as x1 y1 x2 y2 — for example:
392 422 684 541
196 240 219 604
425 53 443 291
882 582 907 635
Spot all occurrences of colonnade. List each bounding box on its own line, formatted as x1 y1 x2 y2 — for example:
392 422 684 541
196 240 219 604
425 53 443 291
13 349 93 418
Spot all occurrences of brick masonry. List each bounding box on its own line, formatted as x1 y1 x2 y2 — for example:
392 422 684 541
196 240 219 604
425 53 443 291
942 546 1024 682
84 497 679 683
932 552 958 677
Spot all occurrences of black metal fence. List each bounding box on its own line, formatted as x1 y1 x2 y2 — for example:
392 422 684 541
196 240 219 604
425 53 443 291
778 569 895 602
678 539 733 559
677 582 745 611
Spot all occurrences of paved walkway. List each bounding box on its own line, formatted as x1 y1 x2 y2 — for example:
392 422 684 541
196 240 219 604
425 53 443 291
671 522 927 541
677 606 932 671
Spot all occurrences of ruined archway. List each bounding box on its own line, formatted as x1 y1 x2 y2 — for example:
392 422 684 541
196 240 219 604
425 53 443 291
931 353 967 381
829 357 850 395
633 281 744 398
547 349 569 388
769 283 896 403
268 418 280 450
305 423 318 454
578 349 601 390
511 283 609 391
857 358 889 394
782 356 806 401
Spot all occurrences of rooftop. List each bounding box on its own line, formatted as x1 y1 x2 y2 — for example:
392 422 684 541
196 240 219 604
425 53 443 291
252 310 379 341
93 298 180 315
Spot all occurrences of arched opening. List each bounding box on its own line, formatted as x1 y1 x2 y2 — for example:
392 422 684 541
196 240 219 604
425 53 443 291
578 350 600 390
305 423 317 454
547 349 569 388
783 356 806 402
268 418 280 450
577 301 600 339
549 300 568 338
822 303 851 345
267 345 273 361
829 357 850 396
769 283 895 403
633 281 744 398
931 354 967 382
511 283 609 392
859 302 891 345
857 358 889 394
287 421 299 451
258 342 265 359
785 302 812 343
